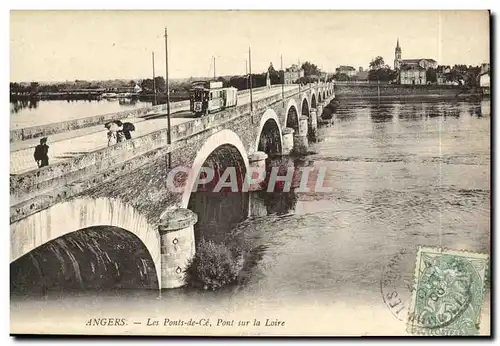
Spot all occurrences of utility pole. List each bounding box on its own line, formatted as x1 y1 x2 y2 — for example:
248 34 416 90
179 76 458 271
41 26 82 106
164 27 171 168
249 47 253 112
245 59 248 90
281 54 284 100
213 56 216 79
152 52 157 105
377 79 381 105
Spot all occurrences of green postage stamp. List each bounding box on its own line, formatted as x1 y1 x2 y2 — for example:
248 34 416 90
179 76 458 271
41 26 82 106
407 246 489 336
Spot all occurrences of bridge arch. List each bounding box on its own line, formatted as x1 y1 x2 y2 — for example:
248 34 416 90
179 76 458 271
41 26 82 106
181 129 249 208
255 109 283 155
285 98 299 133
10 197 161 289
318 91 323 103
301 97 310 117
182 130 250 245
311 93 317 109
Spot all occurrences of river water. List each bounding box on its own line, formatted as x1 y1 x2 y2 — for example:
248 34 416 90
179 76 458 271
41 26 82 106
10 98 491 336
10 99 152 129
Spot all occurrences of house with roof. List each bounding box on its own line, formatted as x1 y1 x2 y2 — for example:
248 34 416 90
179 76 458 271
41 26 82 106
335 65 357 77
284 64 304 84
480 72 490 88
480 63 490 75
399 65 426 85
479 63 490 94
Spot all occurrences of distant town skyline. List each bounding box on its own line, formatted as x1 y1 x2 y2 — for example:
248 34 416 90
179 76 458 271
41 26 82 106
10 10 490 83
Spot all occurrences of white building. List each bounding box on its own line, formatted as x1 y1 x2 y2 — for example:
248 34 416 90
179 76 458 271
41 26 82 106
399 65 426 85
284 64 304 84
480 73 490 88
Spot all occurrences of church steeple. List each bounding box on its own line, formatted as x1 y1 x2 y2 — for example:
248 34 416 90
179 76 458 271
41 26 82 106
394 38 402 70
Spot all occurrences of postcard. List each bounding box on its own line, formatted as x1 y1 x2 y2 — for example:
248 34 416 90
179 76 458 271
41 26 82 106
9 9 491 336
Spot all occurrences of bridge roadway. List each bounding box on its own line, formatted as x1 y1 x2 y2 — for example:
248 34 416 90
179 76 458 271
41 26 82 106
10 85 298 175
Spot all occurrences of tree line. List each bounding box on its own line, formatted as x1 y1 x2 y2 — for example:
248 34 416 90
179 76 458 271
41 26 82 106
10 60 328 98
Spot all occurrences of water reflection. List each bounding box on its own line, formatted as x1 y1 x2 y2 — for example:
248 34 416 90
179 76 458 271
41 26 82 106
248 156 306 218
368 103 393 123
336 99 490 122
249 191 298 218
10 99 39 114
480 99 491 117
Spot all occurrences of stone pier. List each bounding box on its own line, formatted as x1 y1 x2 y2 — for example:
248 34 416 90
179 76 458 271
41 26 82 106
247 151 269 217
317 104 323 119
309 109 318 141
293 116 309 154
158 208 198 289
281 127 295 155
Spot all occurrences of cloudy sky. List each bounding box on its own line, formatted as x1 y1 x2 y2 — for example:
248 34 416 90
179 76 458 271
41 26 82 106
10 10 490 82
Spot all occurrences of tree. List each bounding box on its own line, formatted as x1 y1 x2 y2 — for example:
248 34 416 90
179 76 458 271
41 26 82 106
267 62 281 84
29 82 40 94
426 68 437 84
297 76 319 85
216 76 230 87
334 73 350 81
369 56 385 71
464 65 481 87
453 64 468 72
367 56 396 82
301 61 321 77
368 67 397 82
154 76 166 92
140 79 154 92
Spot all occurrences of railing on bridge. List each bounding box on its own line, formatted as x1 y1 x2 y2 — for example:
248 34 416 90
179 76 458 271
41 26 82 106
333 80 391 85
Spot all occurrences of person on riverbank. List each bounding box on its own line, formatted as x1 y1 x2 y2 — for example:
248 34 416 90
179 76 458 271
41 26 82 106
33 137 49 168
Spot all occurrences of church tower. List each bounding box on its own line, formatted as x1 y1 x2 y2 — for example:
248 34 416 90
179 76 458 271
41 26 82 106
394 38 402 70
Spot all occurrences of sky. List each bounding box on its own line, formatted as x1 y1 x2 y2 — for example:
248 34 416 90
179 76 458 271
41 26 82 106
10 10 490 83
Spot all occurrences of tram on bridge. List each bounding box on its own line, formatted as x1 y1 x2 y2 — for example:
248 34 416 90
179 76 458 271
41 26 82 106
189 81 238 117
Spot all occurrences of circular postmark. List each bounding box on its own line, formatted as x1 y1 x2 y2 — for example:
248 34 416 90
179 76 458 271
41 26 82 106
410 255 475 330
380 248 416 322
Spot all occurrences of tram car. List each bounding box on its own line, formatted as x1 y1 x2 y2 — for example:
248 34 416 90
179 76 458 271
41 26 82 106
189 81 238 117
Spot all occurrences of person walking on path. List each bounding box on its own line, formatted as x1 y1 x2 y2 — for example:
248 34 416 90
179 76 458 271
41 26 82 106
105 122 121 147
121 121 135 140
107 130 117 147
113 120 135 140
33 137 49 168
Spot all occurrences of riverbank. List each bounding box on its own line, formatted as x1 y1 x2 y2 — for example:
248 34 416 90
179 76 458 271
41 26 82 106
334 83 484 100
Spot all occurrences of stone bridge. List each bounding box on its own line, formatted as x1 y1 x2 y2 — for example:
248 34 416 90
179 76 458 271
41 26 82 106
10 82 335 290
